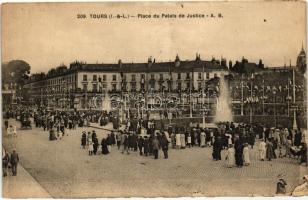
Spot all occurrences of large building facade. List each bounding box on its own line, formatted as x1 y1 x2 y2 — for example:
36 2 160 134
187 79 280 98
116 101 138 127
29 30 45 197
22 50 306 127
24 55 229 111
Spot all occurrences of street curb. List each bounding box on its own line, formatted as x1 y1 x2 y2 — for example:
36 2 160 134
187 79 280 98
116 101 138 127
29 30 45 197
2 148 51 198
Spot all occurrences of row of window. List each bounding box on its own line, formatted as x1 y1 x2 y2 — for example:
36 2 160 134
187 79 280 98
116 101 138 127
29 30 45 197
82 83 117 92
80 82 206 92
83 74 117 82
82 73 215 82
48 75 77 85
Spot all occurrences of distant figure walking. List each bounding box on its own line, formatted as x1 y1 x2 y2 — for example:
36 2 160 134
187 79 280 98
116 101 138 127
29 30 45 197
2 150 10 177
81 131 87 149
258 139 266 161
7 125 13 138
10 150 19 176
152 136 160 159
234 137 244 167
88 140 93 156
225 144 235 168
13 125 17 137
266 140 274 161
243 143 250 166
161 134 169 159
176 133 181 149
212 136 222 161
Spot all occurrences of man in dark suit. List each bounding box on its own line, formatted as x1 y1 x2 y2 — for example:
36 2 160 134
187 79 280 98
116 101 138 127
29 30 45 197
137 136 144 156
152 136 160 159
143 136 149 156
161 134 169 159
10 150 19 176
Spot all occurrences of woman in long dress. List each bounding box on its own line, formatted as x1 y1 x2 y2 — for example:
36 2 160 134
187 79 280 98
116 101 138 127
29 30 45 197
81 131 87 149
187 132 192 148
258 139 266 161
200 130 206 147
180 133 186 149
171 133 176 149
266 140 274 161
225 144 235 168
243 143 250 166
176 133 181 149
101 138 109 155
88 140 93 155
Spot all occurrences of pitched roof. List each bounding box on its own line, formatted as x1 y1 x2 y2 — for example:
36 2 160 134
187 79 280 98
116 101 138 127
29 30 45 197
80 64 119 72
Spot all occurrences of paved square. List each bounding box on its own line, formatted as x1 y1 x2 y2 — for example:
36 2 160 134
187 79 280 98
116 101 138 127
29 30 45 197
2 119 307 197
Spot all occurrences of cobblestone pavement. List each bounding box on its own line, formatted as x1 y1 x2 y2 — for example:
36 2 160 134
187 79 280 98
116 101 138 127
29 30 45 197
2 119 308 197
2 160 51 198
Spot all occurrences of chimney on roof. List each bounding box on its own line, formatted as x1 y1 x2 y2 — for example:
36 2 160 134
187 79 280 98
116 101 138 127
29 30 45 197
195 53 201 61
118 59 122 69
175 54 180 67
148 56 153 67
258 59 264 69
242 57 248 64
221 58 226 67
229 60 233 69
289 59 292 67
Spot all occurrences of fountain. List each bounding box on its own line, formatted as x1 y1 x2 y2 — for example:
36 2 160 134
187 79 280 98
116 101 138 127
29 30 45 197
102 93 112 112
214 76 233 123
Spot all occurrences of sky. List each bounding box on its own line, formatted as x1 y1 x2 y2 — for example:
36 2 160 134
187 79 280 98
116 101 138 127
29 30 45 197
2 1 307 73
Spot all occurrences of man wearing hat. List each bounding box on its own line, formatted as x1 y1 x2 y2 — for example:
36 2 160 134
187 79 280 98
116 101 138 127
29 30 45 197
143 136 149 156
10 150 19 176
81 131 87 148
276 174 287 195
137 136 144 156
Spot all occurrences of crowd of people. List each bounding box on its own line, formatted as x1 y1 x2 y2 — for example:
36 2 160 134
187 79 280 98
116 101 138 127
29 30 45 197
210 122 307 168
80 129 170 159
3 106 307 181
73 117 308 167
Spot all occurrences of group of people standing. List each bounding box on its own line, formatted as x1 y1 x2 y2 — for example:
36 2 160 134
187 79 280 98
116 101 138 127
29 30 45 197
80 130 170 159
81 130 113 155
118 131 169 159
211 122 308 168
2 149 20 177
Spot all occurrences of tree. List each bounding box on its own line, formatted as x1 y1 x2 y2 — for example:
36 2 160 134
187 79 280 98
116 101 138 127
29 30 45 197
2 60 31 86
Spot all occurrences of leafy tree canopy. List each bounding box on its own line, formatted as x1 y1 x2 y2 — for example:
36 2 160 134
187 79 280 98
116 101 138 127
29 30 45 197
2 60 31 86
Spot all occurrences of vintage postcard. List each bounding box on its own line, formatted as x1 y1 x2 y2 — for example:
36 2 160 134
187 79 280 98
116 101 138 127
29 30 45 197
1 1 308 198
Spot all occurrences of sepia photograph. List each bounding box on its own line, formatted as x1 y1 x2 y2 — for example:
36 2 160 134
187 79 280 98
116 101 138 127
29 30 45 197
1 1 308 198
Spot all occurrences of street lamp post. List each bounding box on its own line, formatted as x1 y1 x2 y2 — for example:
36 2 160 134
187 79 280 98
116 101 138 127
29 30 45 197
241 75 244 116
249 75 254 123
273 88 277 127
262 79 265 115
202 65 205 128
286 96 291 116
40 88 43 108
245 96 258 124
292 68 298 130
